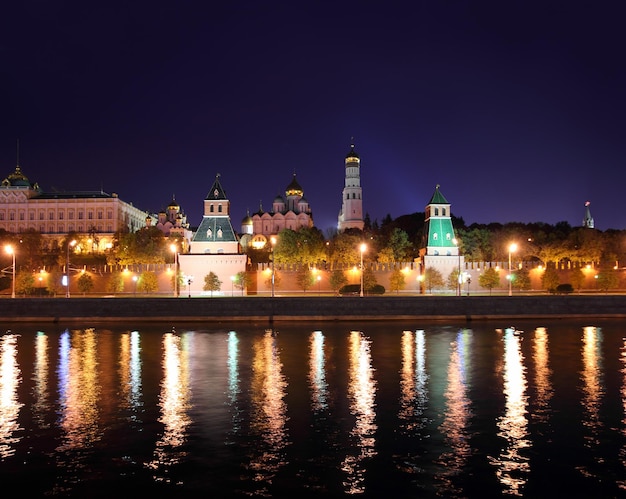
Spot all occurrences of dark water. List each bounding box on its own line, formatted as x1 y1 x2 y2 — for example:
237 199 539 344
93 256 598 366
0 319 625 498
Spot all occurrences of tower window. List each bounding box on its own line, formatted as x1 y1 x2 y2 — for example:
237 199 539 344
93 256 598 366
434 208 439 216
442 208 446 216
433 233 438 240
446 233 451 240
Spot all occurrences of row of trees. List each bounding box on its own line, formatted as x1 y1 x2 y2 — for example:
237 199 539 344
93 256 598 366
2 215 626 281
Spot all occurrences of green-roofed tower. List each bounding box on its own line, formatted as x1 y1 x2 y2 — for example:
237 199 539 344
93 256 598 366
420 184 464 294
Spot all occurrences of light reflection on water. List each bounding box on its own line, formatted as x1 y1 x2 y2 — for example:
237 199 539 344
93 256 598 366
0 333 22 459
0 321 625 497
490 327 530 496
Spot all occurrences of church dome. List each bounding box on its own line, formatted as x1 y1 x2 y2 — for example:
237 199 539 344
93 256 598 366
2 166 31 187
285 174 303 196
346 144 359 159
167 197 179 209
241 214 253 226
274 194 285 203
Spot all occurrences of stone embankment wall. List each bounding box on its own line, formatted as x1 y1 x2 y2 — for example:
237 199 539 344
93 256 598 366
1 295 626 323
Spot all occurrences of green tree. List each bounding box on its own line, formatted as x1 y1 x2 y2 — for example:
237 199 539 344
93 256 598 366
329 232 363 265
541 266 560 294
447 268 462 293
234 271 252 295
389 268 406 293
137 271 158 293
264 270 281 292
596 269 619 292
329 270 348 294
273 227 326 265
107 271 125 294
362 267 377 292
15 271 35 296
295 267 315 292
570 267 585 291
203 272 222 296
423 268 444 294
512 268 531 291
46 268 63 296
478 267 500 295
77 273 94 295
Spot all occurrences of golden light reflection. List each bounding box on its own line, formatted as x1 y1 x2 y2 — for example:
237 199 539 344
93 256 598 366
399 330 428 430
248 330 289 494
0 333 23 459
57 328 101 451
436 329 472 494
580 326 604 458
118 331 142 419
147 332 192 481
490 327 530 496
618 338 626 490
309 331 328 412
341 331 377 495
532 327 553 424
32 331 50 428
227 331 242 434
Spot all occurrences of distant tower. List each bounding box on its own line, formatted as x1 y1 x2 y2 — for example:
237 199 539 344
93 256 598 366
337 141 364 231
582 201 594 228
420 185 463 292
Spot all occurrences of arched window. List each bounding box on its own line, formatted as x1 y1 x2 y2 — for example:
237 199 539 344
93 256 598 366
434 207 439 216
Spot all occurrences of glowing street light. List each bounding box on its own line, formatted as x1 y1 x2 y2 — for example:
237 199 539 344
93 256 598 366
5 245 15 298
508 243 518 296
317 274 321 296
170 243 179 297
360 243 367 297
231 275 235 297
270 235 277 297
65 239 77 298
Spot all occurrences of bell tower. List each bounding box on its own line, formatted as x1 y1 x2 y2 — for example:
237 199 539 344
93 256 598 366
337 141 364 231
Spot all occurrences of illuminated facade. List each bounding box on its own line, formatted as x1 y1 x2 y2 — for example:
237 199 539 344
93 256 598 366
0 164 148 251
337 142 364 232
240 173 313 249
421 184 463 284
146 196 193 252
179 173 246 296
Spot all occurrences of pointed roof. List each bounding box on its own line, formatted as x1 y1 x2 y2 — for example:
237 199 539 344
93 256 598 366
346 142 359 160
285 173 303 196
428 184 449 205
583 201 594 228
205 173 227 200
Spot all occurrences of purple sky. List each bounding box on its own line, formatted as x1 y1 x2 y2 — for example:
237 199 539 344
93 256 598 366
2 1 625 234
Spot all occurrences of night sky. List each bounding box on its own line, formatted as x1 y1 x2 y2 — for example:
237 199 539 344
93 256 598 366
2 1 625 234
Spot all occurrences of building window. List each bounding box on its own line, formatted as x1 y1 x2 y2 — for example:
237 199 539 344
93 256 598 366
442 208 447 216
29 212 34 221
69 211 74 220
434 208 439 216
0 213 4 220
88 211 93 220
446 233 451 240
218 205 222 213
9 212 15 221
107 210 113 219
59 211 64 220
210 205 214 213
97 211 103 219
433 233 438 240
39 225 45 232
19 212 24 221
39 212 44 220
78 211 84 220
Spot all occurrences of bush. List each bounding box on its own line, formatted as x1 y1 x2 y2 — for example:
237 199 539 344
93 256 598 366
555 283 574 295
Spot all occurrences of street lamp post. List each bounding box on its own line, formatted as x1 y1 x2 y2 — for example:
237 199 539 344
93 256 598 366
359 243 367 297
317 274 321 296
270 236 277 297
5 245 15 298
453 238 461 296
508 243 518 296
66 239 76 298
170 244 179 297
231 275 235 297
132 275 138 295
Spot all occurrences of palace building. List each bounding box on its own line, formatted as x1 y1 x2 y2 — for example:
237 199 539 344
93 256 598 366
0 163 147 252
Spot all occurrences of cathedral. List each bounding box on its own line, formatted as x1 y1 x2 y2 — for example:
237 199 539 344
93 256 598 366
239 173 313 249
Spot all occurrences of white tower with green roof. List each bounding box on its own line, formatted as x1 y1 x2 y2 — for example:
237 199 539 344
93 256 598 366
421 185 463 292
